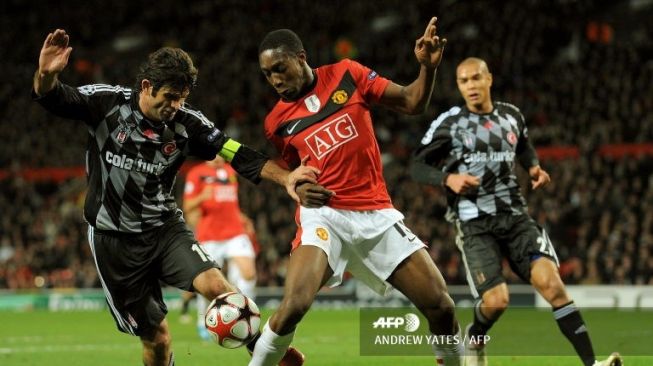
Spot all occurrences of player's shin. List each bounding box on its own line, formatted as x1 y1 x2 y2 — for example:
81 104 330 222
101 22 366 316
248 321 296 366
468 300 497 340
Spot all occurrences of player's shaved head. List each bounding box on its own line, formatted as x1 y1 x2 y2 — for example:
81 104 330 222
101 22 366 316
456 57 494 114
457 57 490 75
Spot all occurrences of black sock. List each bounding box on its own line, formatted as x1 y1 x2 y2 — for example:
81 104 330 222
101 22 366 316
468 300 496 338
246 333 261 354
553 301 595 366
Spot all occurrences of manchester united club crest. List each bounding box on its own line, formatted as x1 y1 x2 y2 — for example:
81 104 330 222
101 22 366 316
331 90 348 105
316 227 329 241
162 141 177 155
507 131 517 145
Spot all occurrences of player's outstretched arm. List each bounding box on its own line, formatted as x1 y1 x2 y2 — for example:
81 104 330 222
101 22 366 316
379 17 447 115
34 29 73 96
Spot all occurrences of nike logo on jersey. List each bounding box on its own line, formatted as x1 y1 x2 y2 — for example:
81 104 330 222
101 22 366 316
286 120 302 134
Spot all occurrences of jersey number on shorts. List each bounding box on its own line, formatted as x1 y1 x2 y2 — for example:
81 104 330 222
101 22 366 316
192 243 212 262
536 229 555 258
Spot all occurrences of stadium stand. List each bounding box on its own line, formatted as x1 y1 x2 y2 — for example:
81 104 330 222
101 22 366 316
1 0 652 289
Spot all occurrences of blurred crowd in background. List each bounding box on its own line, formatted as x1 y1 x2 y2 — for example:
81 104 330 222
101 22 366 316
1 0 652 290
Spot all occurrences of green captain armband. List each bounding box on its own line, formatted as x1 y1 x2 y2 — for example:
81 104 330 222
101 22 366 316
218 138 242 162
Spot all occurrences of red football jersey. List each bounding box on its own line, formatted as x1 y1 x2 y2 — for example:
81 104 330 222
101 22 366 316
184 162 246 242
264 59 393 210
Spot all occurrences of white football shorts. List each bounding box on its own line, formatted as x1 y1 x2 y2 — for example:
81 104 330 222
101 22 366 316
201 234 255 267
297 206 426 296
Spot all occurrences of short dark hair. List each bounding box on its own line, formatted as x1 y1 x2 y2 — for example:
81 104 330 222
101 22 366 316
134 47 198 94
258 29 304 55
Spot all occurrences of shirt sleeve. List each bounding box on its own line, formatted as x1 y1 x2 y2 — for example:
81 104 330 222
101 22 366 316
411 117 454 186
32 82 122 128
514 109 540 169
184 108 227 160
344 59 390 104
184 107 268 184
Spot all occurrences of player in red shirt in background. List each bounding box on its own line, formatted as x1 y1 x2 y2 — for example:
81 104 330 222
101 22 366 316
248 18 463 366
181 155 259 340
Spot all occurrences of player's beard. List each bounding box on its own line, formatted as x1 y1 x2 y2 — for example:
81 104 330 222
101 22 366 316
160 108 175 122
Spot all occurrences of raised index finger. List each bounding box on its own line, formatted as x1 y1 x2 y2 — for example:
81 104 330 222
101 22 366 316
423 17 437 38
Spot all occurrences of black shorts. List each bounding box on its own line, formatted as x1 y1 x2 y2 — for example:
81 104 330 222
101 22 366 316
454 214 558 297
88 211 217 336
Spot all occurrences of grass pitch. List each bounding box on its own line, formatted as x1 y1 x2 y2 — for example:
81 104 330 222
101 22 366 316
0 307 650 365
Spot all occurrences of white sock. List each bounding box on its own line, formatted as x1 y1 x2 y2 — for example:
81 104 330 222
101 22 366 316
228 263 256 300
432 326 464 366
196 295 209 328
248 321 295 366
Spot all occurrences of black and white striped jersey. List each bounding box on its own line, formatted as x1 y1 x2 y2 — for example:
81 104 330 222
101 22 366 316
34 82 230 233
414 102 540 222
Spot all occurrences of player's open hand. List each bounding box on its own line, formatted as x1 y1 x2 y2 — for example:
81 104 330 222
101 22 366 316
415 17 447 68
445 173 480 194
39 29 73 76
296 182 335 208
529 165 550 190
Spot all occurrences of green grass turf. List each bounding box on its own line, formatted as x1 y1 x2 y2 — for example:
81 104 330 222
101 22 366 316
0 308 650 365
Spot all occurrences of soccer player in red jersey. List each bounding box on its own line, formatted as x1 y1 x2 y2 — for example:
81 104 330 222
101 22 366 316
248 17 463 366
182 156 259 339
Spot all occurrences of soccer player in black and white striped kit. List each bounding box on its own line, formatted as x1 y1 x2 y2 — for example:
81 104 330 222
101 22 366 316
33 29 331 366
412 57 621 366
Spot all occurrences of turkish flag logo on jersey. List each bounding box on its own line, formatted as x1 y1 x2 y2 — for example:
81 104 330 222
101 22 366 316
304 113 358 160
507 131 518 145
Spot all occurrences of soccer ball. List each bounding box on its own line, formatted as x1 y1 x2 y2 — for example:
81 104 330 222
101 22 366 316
204 292 261 348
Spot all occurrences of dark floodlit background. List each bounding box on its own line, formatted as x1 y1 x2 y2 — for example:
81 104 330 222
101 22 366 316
0 0 652 298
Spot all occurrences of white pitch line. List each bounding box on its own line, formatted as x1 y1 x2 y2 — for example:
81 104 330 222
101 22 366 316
0 343 137 354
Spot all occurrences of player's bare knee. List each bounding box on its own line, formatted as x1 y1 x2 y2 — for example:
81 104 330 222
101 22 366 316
202 281 232 299
141 327 171 358
541 281 568 304
194 269 234 299
533 275 566 302
483 291 509 311
420 293 456 334
241 269 256 281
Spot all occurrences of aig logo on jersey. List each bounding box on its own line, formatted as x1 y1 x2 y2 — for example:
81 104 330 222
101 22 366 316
305 113 358 160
